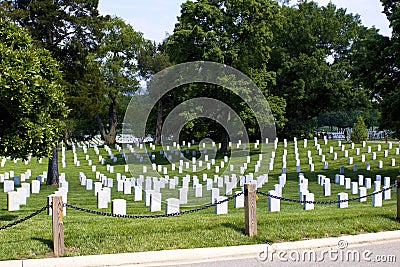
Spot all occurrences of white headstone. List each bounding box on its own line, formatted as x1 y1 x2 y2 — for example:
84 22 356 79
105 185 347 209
107 178 113 188
323 179 331 196
234 191 244 208
94 182 102 196
165 198 180 215
374 180 381 192
214 196 228 214
359 187 367 202
378 160 383 169
3 180 14 193
97 189 109 209
117 180 124 192
86 179 93 190
31 180 40 194
112 199 126 215
123 181 132 194
303 193 314 210
225 182 234 195
348 157 353 164
351 182 358 194
211 188 220 204
206 179 213 190
338 192 348 208
7 191 20 211
178 188 188 204
383 185 391 200
133 186 142 201
384 177 391 187
150 192 162 212
372 191 382 207
144 190 154 206
358 175 364 186
16 188 27 205
20 183 30 198
194 184 203 197
153 180 161 192
365 178 372 189
344 178 351 189
268 190 280 212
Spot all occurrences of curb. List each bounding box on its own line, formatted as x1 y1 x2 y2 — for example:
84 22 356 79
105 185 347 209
2 230 400 267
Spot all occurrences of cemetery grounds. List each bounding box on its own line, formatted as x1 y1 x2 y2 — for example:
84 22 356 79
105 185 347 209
1 138 400 260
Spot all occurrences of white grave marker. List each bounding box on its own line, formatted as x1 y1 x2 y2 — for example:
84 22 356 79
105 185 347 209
112 199 126 215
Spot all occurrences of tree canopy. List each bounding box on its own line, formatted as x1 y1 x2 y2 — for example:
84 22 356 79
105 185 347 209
166 0 286 148
268 1 369 137
0 18 68 159
1 0 399 147
91 16 146 144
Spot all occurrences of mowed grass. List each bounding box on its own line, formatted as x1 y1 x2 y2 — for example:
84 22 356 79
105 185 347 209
0 139 400 260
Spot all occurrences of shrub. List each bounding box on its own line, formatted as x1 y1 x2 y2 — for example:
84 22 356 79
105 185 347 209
351 115 368 143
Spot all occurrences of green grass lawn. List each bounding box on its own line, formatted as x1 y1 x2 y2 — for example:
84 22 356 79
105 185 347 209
0 139 400 260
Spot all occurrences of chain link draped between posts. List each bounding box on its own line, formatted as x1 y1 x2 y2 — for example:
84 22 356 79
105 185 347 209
65 191 244 219
257 182 398 205
0 205 49 231
0 182 397 229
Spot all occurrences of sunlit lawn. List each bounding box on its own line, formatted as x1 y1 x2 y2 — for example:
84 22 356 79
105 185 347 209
0 139 399 260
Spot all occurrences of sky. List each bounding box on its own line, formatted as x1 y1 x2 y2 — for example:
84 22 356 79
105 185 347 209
98 0 391 43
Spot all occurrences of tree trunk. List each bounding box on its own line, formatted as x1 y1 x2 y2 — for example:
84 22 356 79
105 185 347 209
96 113 107 140
46 147 59 186
155 99 163 144
220 130 229 154
108 96 117 137
64 128 69 143
96 95 118 145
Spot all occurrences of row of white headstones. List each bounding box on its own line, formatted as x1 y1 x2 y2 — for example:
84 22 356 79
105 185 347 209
271 138 399 174
1 137 399 214
77 169 269 216
267 172 393 212
122 142 262 176
62 137 400 180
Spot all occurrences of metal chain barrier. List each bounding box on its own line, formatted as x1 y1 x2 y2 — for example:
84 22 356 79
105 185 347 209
257 182 398 205
0 205 49 231
1 181 395 227
65 191 243 219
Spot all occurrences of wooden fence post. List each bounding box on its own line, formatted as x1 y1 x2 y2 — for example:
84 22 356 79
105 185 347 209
397 176 400 222
245 183 257 236
52 195 64 257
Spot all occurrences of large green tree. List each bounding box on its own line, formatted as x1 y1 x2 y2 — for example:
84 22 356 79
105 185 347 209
0 0 103 184
268 1 369 138
1 0 104 139
350 0 400 137
138 41 173 144
379 0 400 137
0 18 68 184
92 16 146 144
167 0 286 151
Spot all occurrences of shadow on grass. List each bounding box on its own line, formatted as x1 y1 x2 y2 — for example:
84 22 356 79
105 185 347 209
221 223 246 235
32 237 53 250
381 214 400 223
0 215 18 221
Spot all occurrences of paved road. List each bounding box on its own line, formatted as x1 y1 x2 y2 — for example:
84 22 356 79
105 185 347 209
4 231 400 267
166 240 400 267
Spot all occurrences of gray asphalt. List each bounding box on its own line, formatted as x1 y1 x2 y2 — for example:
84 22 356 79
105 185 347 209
167 240 400 267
